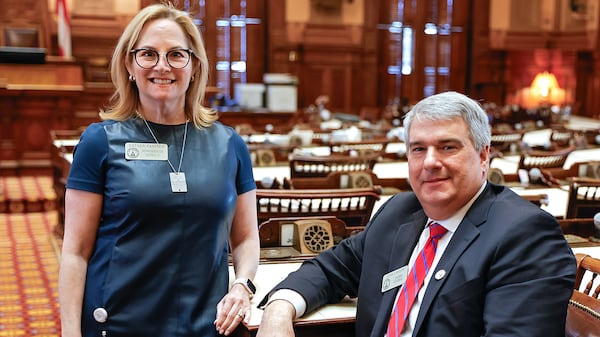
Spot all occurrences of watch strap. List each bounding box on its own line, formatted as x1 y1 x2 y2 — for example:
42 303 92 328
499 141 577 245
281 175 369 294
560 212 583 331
232 278 256 297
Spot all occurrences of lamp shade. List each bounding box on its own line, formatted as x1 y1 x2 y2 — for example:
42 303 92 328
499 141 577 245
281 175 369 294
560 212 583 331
531 71 560 98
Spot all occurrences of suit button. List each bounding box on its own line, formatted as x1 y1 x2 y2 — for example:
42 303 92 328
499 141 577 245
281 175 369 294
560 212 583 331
93 307 108 323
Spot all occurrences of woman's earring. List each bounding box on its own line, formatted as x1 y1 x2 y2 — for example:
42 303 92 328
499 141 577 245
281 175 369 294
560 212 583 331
129 74 136 82
190 75 195 82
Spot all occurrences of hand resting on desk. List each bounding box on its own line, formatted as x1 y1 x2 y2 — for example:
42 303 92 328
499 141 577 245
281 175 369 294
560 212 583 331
256 300 296 337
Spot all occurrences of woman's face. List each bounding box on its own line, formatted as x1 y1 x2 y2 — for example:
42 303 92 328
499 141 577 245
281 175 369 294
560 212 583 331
127 18 193 113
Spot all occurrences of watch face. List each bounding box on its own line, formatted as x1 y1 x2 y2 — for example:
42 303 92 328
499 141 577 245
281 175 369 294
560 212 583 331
246 279 256 294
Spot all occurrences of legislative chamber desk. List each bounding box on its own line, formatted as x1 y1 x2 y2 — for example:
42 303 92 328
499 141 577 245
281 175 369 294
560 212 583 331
234 243 600 337
231 261 356 337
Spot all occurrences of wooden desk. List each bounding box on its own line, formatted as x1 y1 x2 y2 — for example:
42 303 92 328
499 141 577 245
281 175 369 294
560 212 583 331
490 148 600 175
230 262 356 337
218 110 300 131
252 161 409 182
0 62 110 175
510 186 570 218
234 245 600 337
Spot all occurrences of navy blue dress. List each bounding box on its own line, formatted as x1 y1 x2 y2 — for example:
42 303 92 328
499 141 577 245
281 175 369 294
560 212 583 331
66 118 255 337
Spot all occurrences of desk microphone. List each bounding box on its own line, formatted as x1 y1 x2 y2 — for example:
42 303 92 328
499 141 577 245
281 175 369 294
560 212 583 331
593 213 600 240
529 168 552 187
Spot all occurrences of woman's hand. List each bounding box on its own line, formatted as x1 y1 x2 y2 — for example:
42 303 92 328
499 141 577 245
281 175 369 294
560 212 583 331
214 283 252 335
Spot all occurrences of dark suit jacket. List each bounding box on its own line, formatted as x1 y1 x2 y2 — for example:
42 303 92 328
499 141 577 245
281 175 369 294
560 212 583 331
270 183 577 337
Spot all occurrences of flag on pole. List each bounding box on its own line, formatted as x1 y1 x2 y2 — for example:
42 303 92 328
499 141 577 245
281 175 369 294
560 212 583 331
56 0 72 58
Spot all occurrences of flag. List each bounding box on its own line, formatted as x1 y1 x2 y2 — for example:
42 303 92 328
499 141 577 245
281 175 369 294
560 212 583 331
56 0 72 58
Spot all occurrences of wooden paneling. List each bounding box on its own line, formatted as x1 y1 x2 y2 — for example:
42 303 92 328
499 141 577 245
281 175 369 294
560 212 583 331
0 0 51 49
267 2 379 114
0 59 108 175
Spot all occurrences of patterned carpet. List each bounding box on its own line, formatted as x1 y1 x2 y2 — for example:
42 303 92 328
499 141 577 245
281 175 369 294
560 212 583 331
0 186 61 336
0 176 56 214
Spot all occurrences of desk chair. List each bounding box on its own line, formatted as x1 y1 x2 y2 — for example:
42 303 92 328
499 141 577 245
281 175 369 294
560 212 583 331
550 128 573 148
566 254 600 337
517 146 575 171
565 177 600 218
256 187 381 228
490 131 523 153
558 218 596 239
289 154 379 178
541 161 600 185
583 129 600 148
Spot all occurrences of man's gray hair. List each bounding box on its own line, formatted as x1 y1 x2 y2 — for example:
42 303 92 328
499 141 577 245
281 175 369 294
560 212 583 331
403 91 491 152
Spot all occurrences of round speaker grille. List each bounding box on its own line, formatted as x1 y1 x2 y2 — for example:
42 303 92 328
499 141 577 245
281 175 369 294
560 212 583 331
302 224 333 253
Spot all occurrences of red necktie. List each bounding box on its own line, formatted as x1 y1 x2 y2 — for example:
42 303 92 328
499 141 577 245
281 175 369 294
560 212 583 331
387 222 448 337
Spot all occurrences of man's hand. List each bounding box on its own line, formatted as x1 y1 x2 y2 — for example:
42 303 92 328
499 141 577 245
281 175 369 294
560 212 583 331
256 300 296 337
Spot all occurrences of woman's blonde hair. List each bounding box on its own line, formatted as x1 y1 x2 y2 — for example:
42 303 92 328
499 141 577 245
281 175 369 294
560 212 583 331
100 3 217 128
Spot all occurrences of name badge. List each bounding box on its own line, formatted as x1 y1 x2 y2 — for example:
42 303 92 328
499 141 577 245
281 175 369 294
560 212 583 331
125 143 168 160
382 265 408 293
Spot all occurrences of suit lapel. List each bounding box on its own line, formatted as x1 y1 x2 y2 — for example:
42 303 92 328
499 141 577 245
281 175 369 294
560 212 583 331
411 186 494 334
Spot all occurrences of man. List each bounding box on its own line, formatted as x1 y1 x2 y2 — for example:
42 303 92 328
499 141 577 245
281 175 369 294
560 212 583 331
256 91 576 337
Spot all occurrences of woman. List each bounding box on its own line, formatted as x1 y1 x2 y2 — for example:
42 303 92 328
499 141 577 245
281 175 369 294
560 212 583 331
58 4 259 337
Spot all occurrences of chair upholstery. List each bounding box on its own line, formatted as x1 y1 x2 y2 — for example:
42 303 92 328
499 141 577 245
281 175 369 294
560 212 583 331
289 154 379 178
566 254 600 337
256 187 381 228
565 177 600 218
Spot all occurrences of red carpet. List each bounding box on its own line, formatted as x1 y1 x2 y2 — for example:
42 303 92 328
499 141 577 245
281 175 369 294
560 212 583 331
0 211 61 336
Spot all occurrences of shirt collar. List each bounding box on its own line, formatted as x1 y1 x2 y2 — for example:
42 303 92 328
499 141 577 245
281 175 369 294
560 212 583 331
428 181 487 234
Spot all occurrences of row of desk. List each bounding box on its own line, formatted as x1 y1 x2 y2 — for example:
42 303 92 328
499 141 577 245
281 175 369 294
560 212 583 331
55 134 600 220
253 146 600 219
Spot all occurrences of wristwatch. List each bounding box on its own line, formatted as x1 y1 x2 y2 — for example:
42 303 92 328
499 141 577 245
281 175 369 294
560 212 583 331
232 278 256 298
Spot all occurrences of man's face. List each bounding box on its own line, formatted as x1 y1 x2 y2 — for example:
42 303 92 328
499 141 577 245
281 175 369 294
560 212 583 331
406 116 489 220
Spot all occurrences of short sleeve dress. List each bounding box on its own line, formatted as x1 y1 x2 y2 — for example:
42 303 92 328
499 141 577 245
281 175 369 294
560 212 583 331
66 118 255 337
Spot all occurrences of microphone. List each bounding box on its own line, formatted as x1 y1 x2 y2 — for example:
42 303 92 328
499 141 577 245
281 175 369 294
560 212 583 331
260 176 274 189
593 213 600 241
529 168 552 187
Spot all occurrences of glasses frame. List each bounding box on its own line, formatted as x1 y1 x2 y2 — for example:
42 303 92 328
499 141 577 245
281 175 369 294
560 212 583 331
130 48 193 69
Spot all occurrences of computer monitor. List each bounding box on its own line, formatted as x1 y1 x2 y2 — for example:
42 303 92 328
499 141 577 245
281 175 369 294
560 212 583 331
0 46 46 64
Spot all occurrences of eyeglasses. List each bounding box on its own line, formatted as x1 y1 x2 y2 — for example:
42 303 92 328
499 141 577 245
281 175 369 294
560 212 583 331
130 48 193 69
